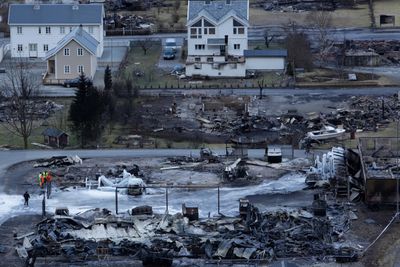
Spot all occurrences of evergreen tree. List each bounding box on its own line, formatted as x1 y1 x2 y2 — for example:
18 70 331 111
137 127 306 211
104 65 112 92
103 65 115 133
69 74 106 147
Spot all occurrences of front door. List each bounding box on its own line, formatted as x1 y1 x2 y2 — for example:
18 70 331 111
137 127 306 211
29 43 38 58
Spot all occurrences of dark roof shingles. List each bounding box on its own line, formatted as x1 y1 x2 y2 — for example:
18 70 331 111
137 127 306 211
188 0 248 22
9 4 103 25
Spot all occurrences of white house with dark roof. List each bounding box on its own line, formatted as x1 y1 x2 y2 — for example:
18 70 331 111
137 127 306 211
8 3 104 58
186 0 286 78
186 0 249 77
43 26 98 83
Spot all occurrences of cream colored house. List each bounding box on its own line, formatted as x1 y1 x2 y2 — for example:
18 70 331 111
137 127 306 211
43 26 98 84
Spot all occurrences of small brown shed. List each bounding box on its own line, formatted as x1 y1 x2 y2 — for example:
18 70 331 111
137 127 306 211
42 128 69 148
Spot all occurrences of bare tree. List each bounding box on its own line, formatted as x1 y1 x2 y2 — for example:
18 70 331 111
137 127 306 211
257 79 265 99
306 11 334 66
284 21 313 71
0 59 40 149
263 30 277 48
136 38 153 55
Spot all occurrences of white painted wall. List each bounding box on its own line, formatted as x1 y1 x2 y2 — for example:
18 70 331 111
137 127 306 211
10 24 103 58
246 57 285 70
186 62 246 77
187 17 248 57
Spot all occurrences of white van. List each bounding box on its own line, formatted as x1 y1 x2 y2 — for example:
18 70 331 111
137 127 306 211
165 38 177 52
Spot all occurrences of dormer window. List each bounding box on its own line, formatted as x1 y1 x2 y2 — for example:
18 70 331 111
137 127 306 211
233 19 245 35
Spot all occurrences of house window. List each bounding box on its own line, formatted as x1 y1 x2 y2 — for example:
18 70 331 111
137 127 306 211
43 44 48 51
77 65 84 74
234 44 240 49
194 63 202 69
38 27 41 34
64 65 70 74
77 48 84 56
233 19 245 35
17 44 23 52
64 48 70 56
195 57 201 62
45 26 51 34
88 26 94 34
195 44 205 50
190 20 202 39
60 26 65 34
17 26 22 34
70 27 73 32
203 19 215 35
207 57 213 62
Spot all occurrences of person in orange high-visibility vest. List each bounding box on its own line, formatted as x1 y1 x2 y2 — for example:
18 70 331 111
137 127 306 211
46 171 52 183
39 172 45 188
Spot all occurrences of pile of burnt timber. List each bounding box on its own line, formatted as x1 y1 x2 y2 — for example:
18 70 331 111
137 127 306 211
18 202 359 265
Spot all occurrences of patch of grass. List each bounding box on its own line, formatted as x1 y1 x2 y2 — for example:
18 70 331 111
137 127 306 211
249 5 370 28
0 98 78 149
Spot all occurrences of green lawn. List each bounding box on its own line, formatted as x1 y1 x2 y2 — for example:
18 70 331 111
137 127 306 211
117 40 285 89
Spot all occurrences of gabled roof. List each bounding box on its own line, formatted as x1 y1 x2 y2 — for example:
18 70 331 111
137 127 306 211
42 128 68 137
8 4 103 25
44 26 98 60
188 0 248 23
244 49 288 58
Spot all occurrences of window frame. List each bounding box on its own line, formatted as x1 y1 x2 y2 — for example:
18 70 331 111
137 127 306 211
60 26 65 34
64 48 70 56
64 65 70 74
77 48 84 56
77 65 84 74
45 26 51 34
17 44 23 52
17 26 22 34
43 44 48 52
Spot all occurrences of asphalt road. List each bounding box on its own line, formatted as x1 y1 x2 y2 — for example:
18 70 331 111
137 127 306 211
102 27 400 42
37 86 400 98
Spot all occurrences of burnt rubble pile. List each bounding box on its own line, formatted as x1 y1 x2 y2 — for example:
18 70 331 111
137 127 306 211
19 205 358 264
34 156 83 168
160 94 400 145
0 100 63 122
105 13 154 31
340 40 400 65
254 0 355 12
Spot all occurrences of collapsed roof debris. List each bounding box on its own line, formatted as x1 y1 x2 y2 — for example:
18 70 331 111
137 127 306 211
18 199 360 265
34 155 83 168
